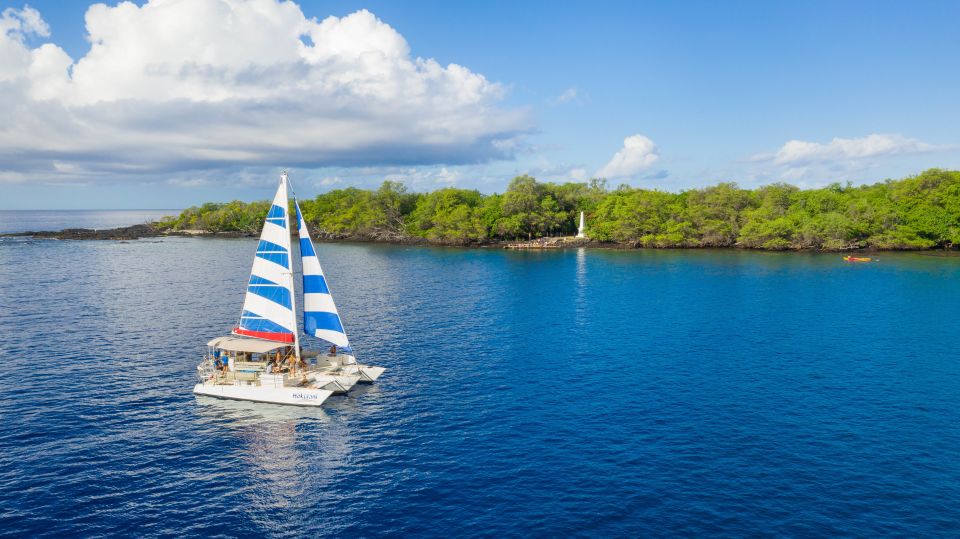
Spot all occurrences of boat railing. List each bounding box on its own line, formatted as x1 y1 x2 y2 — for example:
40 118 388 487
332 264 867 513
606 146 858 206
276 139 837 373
198 352 361 386
197 356 216 383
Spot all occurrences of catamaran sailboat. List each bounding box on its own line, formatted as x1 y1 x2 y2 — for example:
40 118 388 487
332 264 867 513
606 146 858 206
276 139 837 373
194 171 385 406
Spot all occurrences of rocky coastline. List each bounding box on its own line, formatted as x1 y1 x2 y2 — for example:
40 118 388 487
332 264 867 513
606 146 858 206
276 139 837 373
1 223 610 248
3 223 953 253
0 224 255 241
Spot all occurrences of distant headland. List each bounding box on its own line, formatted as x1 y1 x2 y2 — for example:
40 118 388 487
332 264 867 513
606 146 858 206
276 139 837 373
7 169 960 251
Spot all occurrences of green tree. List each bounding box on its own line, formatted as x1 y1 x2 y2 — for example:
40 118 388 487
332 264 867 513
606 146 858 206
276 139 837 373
155 169 960 251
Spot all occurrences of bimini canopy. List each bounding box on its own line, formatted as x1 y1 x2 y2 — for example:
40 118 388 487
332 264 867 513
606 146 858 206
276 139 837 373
207 336 290 354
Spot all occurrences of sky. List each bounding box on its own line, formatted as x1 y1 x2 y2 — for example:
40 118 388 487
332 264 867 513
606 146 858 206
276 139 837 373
1 0 959 209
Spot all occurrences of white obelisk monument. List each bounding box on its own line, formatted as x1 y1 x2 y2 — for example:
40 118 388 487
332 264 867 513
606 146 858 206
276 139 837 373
576 211 586 238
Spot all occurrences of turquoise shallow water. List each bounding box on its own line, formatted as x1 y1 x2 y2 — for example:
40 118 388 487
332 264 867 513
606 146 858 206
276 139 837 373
1 236 959 537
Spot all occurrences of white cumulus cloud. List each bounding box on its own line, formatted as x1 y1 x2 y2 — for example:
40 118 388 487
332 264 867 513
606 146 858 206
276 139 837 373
0 1 531 182
596 134 660 179
745 133 953 185
764 134 940 165
549 87 578 106
0 5 48 38
549 87 589 106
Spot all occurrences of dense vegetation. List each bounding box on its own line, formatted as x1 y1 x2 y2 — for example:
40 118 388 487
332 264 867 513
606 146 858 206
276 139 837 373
157 169 960 250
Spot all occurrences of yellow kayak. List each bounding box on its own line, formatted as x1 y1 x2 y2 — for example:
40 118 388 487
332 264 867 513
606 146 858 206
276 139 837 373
843 256 872 262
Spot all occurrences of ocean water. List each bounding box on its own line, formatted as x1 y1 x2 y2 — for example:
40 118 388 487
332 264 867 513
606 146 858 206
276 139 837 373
0 209 179 234
1 236 959 537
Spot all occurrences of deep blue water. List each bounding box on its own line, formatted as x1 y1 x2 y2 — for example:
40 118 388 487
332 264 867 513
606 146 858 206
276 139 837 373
1 236 960 537
0 209 178 234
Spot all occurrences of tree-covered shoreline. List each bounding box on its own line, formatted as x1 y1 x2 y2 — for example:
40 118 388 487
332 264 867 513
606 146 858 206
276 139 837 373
156 169 960 251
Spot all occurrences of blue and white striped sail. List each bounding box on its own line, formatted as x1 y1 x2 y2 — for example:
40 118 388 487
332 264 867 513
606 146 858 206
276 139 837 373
295 199 350 348
233 173 297 343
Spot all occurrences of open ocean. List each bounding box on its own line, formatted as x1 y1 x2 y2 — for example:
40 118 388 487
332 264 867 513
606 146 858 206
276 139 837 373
0 209 179 234
1 213 960 536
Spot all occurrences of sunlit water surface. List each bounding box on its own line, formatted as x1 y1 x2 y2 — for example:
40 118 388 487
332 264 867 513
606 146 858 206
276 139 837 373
1 235 959 537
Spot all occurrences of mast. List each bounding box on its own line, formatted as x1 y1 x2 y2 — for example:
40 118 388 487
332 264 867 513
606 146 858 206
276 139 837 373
283 170 302 364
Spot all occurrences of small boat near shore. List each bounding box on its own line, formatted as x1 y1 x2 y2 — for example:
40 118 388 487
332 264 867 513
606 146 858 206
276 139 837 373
193 171 384 407
843 256 873 262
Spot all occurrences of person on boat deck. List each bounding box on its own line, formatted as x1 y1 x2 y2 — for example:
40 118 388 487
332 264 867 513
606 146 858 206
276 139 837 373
328 345 337 357
287 355 301 375
266 356 277 373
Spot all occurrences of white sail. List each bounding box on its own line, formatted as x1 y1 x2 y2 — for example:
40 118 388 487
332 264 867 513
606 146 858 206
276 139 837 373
233 173 297 343
294 198 350 348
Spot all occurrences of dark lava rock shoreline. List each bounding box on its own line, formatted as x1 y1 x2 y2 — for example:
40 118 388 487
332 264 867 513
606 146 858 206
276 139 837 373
6 224 943 253
1 224 163 240
0 224 255 241
1 223 600 248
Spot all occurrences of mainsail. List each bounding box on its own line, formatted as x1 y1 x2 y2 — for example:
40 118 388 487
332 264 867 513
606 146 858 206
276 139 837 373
295 199 351 348
233 173 298 343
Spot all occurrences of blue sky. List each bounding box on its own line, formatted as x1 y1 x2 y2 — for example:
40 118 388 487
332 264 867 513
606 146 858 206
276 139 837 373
1 0 959 209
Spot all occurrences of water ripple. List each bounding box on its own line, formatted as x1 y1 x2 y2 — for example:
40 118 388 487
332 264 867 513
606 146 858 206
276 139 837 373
2 242 960 536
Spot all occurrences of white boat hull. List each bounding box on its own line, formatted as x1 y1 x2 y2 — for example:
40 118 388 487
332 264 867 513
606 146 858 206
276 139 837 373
356 365 385 383
307 373 361 394
314 354 385 383
193 382 334 407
